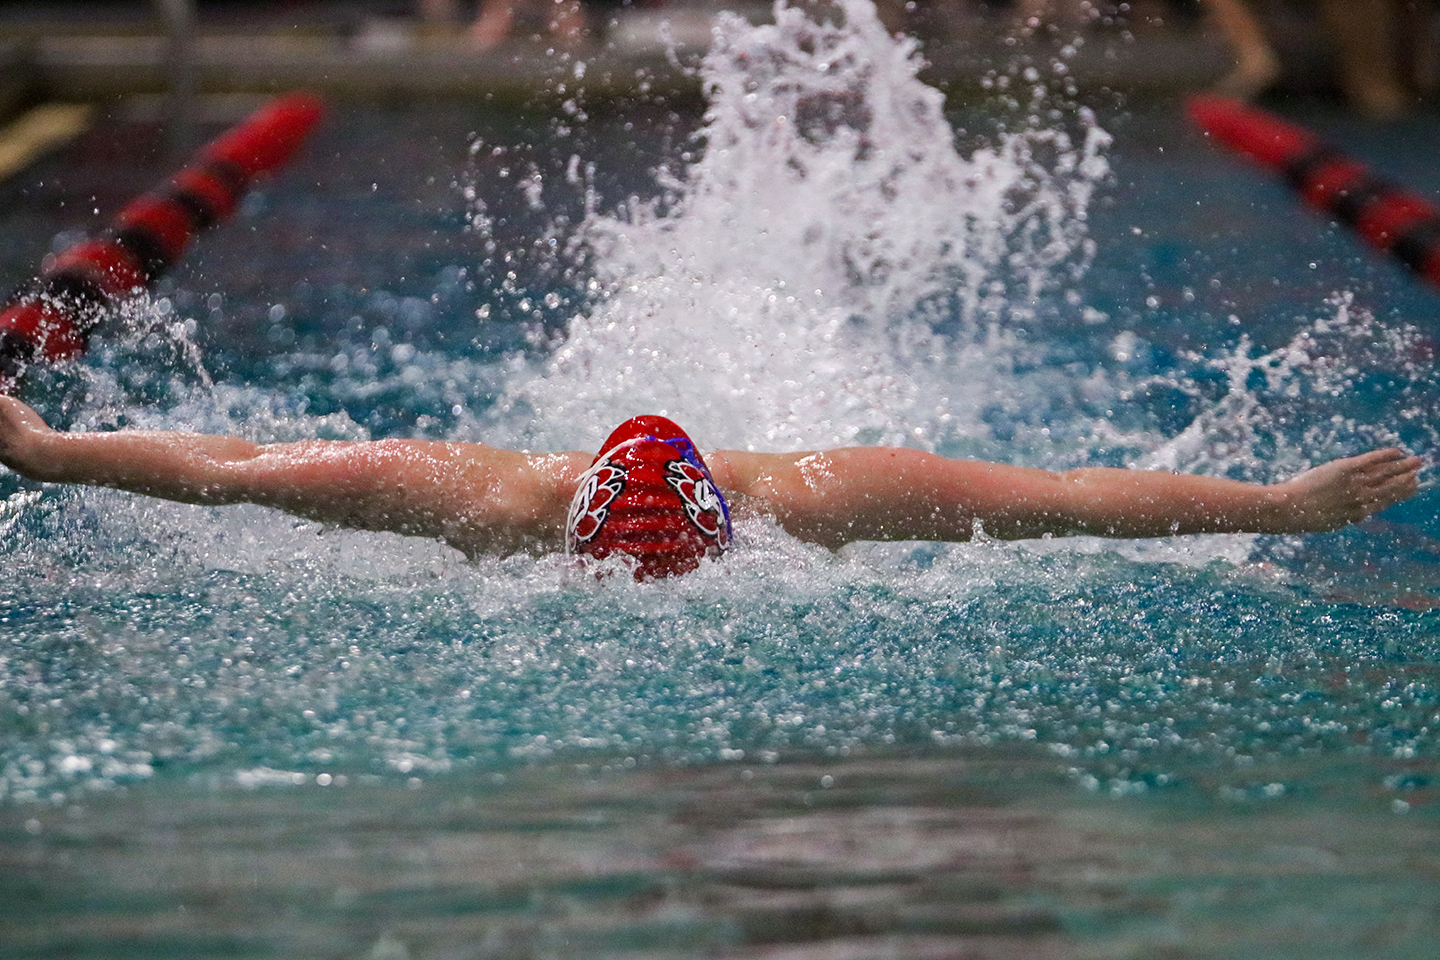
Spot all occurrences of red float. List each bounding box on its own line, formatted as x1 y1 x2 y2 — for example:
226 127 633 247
0 92 324 393
1188 94 1440 292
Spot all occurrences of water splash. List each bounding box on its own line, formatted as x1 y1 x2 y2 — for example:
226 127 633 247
1143 294 1437 480
505 0 1111 452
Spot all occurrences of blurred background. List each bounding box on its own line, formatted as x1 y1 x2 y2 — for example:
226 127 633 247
1 1 1437 127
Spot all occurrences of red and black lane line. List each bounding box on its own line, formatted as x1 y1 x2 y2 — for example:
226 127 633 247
0 92 324 392
1188 94 1440 293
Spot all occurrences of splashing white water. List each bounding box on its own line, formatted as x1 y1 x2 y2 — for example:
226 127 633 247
1145 293 1432 481
505 0 1111 452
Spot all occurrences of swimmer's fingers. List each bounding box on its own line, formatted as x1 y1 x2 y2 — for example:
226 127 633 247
1351 446 1420 472
1354 448 1423 507
1343 447 1418 483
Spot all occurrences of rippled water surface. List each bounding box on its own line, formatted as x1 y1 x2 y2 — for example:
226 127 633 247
3 2 1440 957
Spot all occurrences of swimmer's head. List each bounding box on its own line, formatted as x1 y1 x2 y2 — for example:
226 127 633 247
565 415 731 579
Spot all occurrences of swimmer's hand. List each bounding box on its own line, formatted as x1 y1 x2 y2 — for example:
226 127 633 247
0 395 56 479
1271 447 1422 533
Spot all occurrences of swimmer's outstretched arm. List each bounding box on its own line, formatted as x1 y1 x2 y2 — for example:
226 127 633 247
0 395 1421 557
0 396 588 557
710 446 1422 548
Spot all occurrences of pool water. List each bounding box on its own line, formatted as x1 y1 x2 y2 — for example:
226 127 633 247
3 2 1440 957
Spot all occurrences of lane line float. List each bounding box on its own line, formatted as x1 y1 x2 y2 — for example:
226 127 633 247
0 91 325 394
1188 93 1440 293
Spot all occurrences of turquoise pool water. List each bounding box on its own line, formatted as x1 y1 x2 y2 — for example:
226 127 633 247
3 2 1440 957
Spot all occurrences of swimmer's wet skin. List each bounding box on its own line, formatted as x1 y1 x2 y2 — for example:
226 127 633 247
0 395 1422 578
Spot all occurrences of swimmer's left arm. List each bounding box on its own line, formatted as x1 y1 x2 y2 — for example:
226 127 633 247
0 396 587 556
711 446 1422 547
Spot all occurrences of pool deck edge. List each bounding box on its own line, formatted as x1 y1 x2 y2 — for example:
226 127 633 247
0 14 1237 112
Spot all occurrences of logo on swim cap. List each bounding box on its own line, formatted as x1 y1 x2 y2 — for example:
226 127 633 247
567 462 626 546
666 459 727 539
565 416 731 579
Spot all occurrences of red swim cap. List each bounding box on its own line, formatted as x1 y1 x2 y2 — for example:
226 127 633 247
565 415 732 579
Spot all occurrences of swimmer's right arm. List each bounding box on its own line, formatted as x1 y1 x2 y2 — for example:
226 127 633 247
0 396 588 557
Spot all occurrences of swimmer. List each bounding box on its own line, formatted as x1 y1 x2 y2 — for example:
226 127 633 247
0 397 1422 579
